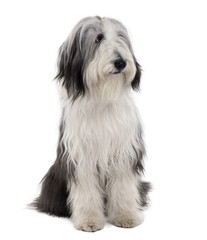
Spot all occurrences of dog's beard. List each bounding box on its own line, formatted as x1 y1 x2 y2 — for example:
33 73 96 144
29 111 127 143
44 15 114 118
98 74 126 102
85 61 134 102
85 72 127 102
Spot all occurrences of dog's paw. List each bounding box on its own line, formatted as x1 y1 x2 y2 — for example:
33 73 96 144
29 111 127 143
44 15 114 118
75 217 104 232
112 213 143 228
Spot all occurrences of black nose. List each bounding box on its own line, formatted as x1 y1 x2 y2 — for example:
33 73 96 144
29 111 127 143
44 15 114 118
114 59 127 72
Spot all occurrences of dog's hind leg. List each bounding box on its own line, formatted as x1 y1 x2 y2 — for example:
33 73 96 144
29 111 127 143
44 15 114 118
32 160 70 217
32 120 72 217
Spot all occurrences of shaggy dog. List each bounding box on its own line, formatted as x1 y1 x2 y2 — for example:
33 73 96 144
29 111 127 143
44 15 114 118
32 16 150 232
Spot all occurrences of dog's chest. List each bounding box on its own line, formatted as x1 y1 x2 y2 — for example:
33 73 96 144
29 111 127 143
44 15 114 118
76 103 135 139
63 99 140 167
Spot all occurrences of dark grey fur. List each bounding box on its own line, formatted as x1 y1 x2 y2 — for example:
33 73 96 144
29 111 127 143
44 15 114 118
138 181 151 208
32 120 74 217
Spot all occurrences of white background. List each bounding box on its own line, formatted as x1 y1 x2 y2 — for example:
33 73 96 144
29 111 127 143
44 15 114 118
0 0 207 239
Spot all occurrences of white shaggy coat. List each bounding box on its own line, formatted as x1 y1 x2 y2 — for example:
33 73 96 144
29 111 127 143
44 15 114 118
32 16 150 232
60 88 144 230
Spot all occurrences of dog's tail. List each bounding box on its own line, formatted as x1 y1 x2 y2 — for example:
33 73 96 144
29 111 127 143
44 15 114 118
31 161 70 217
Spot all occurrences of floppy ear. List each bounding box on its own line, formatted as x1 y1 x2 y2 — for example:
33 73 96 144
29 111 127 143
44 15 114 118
131 60 142 90
55 29 85 101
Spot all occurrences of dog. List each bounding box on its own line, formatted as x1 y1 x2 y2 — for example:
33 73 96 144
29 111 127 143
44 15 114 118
32 16 151 232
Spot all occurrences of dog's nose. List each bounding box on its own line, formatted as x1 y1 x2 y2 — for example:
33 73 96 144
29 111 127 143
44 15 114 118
114 59 126 72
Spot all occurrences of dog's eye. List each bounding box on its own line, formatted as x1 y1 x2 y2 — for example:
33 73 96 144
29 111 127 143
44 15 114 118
95 33 104 43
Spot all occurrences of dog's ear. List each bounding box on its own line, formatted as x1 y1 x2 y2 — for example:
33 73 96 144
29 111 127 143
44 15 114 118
131 60 142 90
55 29 85 101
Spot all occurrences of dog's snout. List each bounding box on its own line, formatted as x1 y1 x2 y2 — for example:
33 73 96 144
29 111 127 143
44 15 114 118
114 59 126 72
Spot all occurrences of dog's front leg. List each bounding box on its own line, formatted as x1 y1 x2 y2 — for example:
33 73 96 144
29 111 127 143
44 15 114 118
106 170 144 228
68 172 105 232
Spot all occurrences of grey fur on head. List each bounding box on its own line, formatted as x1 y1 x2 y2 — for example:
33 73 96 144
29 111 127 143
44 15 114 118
56 16 141 101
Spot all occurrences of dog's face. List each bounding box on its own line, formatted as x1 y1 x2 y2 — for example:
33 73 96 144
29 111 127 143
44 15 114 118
56 17 141 101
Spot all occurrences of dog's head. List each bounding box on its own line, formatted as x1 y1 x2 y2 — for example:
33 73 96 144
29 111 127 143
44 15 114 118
56 16 141 101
